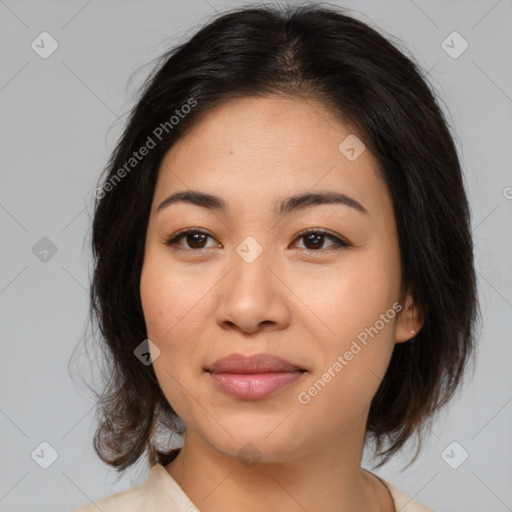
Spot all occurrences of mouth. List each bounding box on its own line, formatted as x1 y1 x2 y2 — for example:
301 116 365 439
205 353 307 400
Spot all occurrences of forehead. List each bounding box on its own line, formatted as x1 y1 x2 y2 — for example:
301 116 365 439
152 94 389 217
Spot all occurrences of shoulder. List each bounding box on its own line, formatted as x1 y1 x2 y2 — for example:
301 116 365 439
70 464 188 512
69 478 149 512
364 467 436 511
382 479 436 512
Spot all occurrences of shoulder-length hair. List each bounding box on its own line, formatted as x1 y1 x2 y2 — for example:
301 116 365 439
83 2 479 472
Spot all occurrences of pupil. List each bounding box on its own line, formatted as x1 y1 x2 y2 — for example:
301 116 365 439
190 233 206 248
306 233 323 249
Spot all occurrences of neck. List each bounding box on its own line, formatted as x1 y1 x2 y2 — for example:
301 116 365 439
165 427 394 512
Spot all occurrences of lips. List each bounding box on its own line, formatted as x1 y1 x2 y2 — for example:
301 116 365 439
207 353 305 374
206 353 306 400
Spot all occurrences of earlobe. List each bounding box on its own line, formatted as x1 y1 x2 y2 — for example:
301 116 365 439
395 293 423 343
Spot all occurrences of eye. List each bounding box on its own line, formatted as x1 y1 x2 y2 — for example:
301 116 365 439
164 228 219 250
291 228 350 252
163 228 351 252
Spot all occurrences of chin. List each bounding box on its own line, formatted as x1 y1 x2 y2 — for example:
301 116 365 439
198 426 307 466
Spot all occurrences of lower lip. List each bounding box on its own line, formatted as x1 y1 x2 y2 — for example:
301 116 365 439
208 371 304 400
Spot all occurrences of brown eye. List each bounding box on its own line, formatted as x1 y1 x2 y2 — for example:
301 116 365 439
184 232 207 249
293 229 350 252
165 229 219 250
302 232 327 250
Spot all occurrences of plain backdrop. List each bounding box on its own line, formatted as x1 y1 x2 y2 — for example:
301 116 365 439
0 1 511 511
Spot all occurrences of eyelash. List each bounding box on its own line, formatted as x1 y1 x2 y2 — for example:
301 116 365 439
163 228 351 254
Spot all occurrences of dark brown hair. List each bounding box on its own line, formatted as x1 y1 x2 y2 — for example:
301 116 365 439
78 1 479 473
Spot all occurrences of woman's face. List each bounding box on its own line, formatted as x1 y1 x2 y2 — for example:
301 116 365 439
140 94 418 463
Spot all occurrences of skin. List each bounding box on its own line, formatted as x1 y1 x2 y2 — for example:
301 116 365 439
140 94 423 512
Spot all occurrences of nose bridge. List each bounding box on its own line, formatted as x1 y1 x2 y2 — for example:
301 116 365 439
215 233 289 331
228 234 274 296
235 234 266 266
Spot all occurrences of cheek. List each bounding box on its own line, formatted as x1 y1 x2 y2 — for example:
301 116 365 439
140 252 209 341
140 257 202 418
295 249 401 341
294 246 401 402
139 252 213 385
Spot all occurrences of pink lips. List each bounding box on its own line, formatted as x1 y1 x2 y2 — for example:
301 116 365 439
206 353 306 400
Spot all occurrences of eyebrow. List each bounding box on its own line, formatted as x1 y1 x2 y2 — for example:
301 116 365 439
156 189 369 217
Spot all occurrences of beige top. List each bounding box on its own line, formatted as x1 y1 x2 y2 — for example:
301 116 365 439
70 463 435 512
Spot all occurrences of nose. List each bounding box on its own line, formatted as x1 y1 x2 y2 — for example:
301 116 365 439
214 240 291 334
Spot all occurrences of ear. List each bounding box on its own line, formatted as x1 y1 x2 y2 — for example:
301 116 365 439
395 292 423 343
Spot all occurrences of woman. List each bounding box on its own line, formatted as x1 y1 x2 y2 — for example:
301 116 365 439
72 3 478 511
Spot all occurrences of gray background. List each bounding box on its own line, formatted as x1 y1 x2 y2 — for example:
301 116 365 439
1 0 511 511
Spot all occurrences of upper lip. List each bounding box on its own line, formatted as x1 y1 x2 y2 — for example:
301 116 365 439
207 353 305 374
